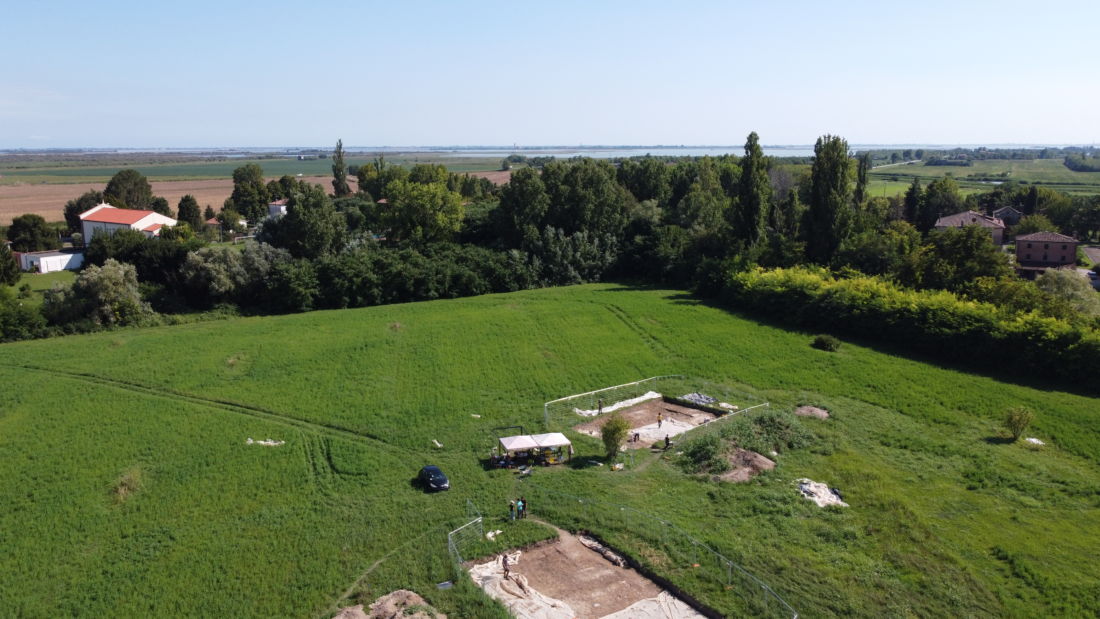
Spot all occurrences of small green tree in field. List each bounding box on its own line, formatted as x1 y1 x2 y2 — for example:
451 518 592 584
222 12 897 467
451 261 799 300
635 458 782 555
1004 406 1034 442
601 413 630 460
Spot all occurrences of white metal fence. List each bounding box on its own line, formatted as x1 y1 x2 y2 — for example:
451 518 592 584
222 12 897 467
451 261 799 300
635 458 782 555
543 375 683 430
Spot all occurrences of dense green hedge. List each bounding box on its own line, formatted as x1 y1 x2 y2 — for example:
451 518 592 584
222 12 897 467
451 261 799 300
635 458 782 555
719 267 1100 391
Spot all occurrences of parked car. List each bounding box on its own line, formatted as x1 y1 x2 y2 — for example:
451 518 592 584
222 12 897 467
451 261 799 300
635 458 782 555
418 465 450 491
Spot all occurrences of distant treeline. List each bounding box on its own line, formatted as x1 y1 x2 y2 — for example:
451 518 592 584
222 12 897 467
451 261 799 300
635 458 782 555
1064 154 1100 172
5 135 1100 395
859 146 1094 165
924 158 973 167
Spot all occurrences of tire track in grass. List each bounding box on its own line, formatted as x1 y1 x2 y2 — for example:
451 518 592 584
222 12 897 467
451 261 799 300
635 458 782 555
3 363 401 453
601 302 678 360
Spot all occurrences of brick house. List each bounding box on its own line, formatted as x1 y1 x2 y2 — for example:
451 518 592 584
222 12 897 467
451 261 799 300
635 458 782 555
1014 231 1079 279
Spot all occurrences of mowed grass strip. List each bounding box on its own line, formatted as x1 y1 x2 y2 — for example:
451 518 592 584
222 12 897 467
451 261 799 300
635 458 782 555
1 283 1098 616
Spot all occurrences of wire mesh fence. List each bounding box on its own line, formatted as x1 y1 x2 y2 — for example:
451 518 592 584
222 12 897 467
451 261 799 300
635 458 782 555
542 375 771 439
447 515 483 565
520 482 798 618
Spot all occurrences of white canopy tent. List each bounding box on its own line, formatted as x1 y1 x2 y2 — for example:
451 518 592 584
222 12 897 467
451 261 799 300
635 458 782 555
531 433 571 449
499 435 540 453
497 433 573 465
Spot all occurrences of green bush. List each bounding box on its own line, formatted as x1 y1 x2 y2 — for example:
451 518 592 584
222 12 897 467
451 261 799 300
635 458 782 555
677 433 728 474
1004 406 1035 441
721 267 1100 392
720 410 813 455
812 334 841 351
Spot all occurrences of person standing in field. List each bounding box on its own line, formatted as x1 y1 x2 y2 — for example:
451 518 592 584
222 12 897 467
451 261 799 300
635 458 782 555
509 500 516 521
598 398 604 414
664 434 670 449
657 412 663 428
516 498 524 519
502 553 511 581
520 496 527 518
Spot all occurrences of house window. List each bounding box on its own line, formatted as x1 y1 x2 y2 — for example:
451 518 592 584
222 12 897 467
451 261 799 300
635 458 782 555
1044 243 1049 249
1025 253 1031 260
1026 243 1032 248
1062 244 1067 250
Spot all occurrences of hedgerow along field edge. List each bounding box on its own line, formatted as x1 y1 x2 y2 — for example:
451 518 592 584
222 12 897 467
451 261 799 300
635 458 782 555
1 283 1097 617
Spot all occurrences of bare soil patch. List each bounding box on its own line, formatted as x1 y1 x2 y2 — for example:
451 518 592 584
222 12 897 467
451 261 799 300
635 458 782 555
467 169 512 185
716 448 775 483
339 589 446 619
472 525 703 619
574 400 717 449
0 176 351 224
793 405 829 420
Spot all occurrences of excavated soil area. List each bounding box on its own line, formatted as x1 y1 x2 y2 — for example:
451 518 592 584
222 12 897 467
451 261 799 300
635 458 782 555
573 400 717 449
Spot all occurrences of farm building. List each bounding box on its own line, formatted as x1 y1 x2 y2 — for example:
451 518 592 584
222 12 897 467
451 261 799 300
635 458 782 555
79 204 177 241
268 198 288 218
993 206 1023 227
934 210 1006 244
14 249 84 273
1014 231 1080 278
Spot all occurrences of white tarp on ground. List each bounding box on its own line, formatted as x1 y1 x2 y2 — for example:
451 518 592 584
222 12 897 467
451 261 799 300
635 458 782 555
531 432 571 448
500 435 540 452
797 478 848 507
575 391 662 416
469 552 576 619
600 591 706 619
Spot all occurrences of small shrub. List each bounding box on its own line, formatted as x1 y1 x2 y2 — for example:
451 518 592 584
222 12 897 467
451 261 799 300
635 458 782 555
1004 406 1035 442
601 413 630 460
811 334 841 352
678 434 729 474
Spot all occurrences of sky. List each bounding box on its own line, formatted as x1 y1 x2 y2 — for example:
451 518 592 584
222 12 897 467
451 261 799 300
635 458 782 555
1 0 1098 148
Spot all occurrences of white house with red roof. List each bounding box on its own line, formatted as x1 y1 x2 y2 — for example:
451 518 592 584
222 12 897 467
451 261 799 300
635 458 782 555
79 203 177 241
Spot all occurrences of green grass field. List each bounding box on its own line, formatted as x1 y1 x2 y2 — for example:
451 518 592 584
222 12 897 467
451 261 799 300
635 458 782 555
1 270 76 309
0 156 504 185
870 159 1100 196
1 284 1097 617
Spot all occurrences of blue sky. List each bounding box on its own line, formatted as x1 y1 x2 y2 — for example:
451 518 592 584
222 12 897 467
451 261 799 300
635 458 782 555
1 0 1097 148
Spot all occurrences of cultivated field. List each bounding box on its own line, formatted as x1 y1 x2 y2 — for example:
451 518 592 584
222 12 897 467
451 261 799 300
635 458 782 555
0 176 349 224
869 158 1100 196
1 284 1098 617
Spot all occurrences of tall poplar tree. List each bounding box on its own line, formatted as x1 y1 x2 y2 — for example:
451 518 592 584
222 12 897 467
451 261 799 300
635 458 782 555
903 177 922 224
732 131 771 246
331 139 351 198
805 135 853 264
854 152 871 207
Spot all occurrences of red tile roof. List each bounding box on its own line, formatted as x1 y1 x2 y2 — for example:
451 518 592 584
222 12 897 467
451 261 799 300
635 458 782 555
143 223 164 232
1015 231 1078 243
82 207 154 225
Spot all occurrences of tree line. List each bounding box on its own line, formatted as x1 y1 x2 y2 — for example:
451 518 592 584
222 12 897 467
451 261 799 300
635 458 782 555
3 135 1099 391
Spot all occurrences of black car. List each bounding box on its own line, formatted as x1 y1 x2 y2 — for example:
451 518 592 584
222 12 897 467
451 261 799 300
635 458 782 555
418 465 450 491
